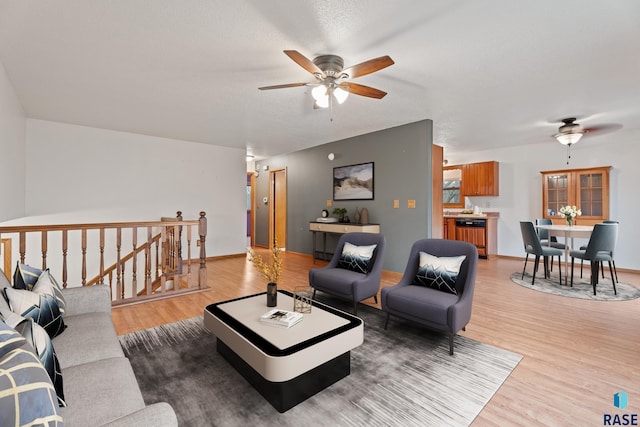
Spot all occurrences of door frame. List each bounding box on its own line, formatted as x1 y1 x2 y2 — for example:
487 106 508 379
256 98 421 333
268 167 287 250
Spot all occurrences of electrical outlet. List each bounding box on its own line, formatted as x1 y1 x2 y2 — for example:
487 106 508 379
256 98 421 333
393 199 399 209
408 199 416 209
326 200 332 207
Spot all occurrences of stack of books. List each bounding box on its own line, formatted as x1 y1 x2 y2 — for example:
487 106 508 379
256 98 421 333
259 309 303 328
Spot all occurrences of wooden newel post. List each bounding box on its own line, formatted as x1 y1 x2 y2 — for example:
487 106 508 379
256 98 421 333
198 211 207 288
176 211 183 274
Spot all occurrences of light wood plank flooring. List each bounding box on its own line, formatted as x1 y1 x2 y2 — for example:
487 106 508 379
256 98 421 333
112 250 640 426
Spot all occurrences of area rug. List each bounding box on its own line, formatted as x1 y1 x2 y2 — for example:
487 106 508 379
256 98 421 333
119 299 521 427
511 272 640 301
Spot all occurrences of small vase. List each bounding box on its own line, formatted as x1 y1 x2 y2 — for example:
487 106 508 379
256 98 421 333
354 207 361 224
566 218 574 227
360 208 369 225
267 282 277 307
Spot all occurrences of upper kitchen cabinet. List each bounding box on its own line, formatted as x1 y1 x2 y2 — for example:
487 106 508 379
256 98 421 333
462 161 500 196
541 166 611 224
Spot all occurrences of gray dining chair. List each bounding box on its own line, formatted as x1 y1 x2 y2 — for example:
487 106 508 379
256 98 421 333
535 218 567 249
520 221 563 285
579 220 619 283
570 223 618 295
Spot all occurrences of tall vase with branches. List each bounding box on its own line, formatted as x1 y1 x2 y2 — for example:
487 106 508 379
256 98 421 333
248 239 283 306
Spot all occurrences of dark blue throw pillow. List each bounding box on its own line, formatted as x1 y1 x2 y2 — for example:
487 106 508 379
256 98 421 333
4 287 66 339
413 252 466 295
13 263 43 291
337 242 377 274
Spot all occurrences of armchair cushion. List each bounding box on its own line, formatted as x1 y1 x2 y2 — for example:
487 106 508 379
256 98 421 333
337 242 377 274
413 252 466 295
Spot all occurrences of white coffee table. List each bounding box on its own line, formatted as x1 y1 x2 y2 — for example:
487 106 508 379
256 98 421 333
203 290 364 412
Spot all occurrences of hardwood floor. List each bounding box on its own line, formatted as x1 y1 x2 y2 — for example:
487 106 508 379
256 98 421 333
112 250 640 426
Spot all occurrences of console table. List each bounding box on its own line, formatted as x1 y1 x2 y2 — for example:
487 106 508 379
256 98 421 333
309 221 380 263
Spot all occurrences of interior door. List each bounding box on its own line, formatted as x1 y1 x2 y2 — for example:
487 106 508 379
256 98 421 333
269 168 287 249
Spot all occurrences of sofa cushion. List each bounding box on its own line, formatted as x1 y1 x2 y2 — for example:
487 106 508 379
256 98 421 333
13 262 43 291
61 357 146 427
7 314 66 407
413 252 466 295
33 270 67 316
54 312 125 369
337 242 377 274
0 322 63 427
0 269 11 314
5 285 67 338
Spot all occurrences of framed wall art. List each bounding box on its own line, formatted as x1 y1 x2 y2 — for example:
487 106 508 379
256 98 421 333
333 162 374 201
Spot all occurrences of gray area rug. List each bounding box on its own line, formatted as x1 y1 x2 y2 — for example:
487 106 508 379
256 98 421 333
511 272 640 301
119 298 521 427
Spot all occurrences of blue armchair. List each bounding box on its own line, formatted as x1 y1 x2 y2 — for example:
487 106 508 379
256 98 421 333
381 239 478 355
309 232 386 315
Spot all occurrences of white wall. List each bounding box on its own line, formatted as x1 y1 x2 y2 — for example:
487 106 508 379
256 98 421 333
16 119 247 261
0 60 26 221
446 129 640 270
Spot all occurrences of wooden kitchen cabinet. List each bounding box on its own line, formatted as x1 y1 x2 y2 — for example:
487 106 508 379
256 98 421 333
463 161 499 196
443 214 499 258
541 166 610 224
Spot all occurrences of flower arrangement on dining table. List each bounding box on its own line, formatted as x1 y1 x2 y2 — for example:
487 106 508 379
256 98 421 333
558 205 582 226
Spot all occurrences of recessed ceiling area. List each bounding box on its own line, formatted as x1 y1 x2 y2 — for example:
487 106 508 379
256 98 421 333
0 1 639 159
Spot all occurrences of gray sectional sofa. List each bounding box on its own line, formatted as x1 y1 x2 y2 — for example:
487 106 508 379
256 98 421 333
1 272 177 426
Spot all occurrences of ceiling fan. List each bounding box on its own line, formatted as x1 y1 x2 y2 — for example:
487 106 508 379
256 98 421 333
258 50 394 109
552 117 622 164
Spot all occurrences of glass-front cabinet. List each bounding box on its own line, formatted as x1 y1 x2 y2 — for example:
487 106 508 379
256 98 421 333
541 166 611 224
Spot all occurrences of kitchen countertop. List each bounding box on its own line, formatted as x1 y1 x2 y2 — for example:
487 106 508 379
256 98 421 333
443 212 500 219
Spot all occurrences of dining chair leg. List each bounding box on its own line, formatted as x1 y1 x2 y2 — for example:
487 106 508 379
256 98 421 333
609 261 618 295
532 255 540 285
557 255 562 285
590 261 599 295
570 257 575 287
580 259 584 278
543 256 549 279
612 260 619 283
522 253 529 279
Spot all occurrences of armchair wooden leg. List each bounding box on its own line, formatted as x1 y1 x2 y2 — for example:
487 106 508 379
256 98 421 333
373 294 378 304
312 289 317 299
384 312 390 330
448 334 454 356
353 301 358 316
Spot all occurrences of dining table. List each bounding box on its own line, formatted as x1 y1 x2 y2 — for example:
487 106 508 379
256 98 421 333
535 224 594 285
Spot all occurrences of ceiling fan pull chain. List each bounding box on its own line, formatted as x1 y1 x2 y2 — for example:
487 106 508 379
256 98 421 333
566 144 571 165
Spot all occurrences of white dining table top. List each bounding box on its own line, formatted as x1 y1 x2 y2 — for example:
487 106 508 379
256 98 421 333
535 224 593 232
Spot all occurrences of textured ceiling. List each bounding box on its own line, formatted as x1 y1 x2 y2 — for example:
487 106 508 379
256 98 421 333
1 0 639 159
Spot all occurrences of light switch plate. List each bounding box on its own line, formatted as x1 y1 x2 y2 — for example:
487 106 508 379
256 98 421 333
393 199 399 209
408 199 416 209
326 200 332 207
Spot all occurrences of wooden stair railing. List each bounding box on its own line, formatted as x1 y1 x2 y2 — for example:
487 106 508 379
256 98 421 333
0 211 207 306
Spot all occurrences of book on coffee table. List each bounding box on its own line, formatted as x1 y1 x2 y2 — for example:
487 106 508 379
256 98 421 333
259 309 303 328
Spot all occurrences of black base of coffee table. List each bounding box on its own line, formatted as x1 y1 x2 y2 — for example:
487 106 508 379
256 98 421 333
217 339 350 413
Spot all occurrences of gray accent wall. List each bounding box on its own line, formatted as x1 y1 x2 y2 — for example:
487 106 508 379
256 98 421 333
254 120 433 273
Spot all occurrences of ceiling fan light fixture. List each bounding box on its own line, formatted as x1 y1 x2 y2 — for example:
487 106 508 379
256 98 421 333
315 94 329 109
555 132 583 145
333 87 349 104
311 85 328 102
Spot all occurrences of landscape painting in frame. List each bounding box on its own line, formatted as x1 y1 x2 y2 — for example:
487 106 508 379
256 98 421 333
333 162 374 201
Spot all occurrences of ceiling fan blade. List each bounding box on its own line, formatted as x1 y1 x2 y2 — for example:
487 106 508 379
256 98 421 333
283 50 323 76
339 82 387 99
341 55 394 79
258 82 308 90
583 123 623 136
